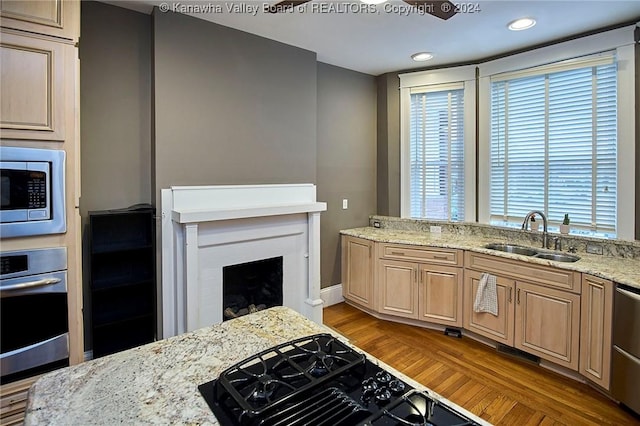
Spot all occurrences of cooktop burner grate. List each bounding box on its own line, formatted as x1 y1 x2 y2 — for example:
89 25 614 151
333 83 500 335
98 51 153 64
198 333 481 426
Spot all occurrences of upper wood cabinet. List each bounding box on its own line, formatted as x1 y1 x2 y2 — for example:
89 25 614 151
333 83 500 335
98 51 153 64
0 0 79 41
580 274 613 390
0 30 69 141
342 236 375 310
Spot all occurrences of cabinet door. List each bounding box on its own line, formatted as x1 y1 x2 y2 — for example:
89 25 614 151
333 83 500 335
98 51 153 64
515 281 581 370
418 264 463 326
1 31 67 140
341 236 374 309
580 274 613 390
378 259 418 319
463 270 516 346
1 0 79 41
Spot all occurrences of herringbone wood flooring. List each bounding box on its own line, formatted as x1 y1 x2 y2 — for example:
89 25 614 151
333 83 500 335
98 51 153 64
323 302 640 426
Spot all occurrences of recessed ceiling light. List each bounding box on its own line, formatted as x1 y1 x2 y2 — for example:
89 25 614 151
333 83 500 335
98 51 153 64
508 17 536 31
411 52 434 62
360 0 388 4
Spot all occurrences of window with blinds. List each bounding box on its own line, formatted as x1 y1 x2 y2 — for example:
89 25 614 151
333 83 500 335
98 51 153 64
490 57 617 236
410 86 465 220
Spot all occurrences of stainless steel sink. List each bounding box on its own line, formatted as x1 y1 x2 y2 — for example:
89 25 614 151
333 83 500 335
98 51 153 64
533 252 580 263
484 243 539 256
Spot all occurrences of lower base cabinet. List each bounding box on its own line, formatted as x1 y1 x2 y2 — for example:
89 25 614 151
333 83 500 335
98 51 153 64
514 281 581 371
463 270 515 346
579 274 613 390
378 260 419 319
343 236 614 383
0 375 40 425
342 236 375 309
418 265 463 326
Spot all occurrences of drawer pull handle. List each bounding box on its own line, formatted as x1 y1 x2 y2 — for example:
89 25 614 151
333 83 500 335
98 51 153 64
433 255 449 260
508 287 513 303
517 288 521 304
390 251 405 255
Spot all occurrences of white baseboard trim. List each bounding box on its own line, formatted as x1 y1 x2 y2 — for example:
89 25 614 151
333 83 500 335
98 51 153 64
320 284 344 307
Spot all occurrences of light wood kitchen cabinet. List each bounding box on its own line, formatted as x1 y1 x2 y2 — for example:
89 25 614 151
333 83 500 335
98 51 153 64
378 259 419 319
463 269 516 346
515 281 581 370
465 251 581 371
0 29 73 141
0 0 79 41
418 264 463 326
0 375 40 425
1 2 81 423
579 274 613 390
342 236 375 309
378 243 463 327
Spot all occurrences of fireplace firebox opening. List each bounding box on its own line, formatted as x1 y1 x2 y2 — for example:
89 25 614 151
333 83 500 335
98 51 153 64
222 257 283 321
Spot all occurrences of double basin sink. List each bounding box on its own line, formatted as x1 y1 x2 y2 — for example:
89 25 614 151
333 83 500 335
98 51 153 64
484 243 580 263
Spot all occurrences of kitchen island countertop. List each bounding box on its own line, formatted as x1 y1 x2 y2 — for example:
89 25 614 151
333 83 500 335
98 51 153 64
24 306 490 425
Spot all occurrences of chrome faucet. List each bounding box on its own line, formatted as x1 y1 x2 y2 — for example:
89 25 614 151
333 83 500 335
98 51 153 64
522 210 549 249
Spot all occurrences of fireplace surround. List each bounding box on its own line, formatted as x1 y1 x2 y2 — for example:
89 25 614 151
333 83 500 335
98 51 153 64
160 184 326 338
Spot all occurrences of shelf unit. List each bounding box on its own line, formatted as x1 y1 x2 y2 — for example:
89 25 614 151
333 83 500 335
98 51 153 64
89 205 155 358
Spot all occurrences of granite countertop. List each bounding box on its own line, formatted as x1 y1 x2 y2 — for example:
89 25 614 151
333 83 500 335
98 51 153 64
341 227 640 290
24 306 489 426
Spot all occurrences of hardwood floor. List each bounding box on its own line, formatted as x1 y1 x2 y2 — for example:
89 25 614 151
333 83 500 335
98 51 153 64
323 302 640 426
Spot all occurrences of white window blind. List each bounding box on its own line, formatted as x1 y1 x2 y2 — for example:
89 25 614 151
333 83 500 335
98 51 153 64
490 58 617 234
410 85 464 220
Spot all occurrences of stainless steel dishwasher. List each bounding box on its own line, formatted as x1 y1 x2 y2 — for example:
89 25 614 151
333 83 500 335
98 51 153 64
611 284 640 415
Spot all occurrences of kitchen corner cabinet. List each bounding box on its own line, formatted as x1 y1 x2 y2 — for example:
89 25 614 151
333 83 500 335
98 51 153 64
378 244 463 327
89 205 156 358
463 269 516 346
579 274 613 390
342 236 375 309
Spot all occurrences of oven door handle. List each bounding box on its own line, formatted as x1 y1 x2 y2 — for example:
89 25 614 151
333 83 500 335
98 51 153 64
1 277 62 292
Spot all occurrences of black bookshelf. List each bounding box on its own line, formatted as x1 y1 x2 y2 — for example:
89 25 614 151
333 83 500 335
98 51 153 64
89 204 155 358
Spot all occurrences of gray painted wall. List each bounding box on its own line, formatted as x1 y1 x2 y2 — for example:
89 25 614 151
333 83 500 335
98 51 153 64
152 10 318 206
80 1 152 215
80 1 152 349
317 63 377 286
376 73 401 217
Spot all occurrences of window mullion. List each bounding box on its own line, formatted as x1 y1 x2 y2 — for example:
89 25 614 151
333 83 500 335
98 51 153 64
544 76 549 215
447 92 453 221
503 82 509 221
591 67 597 230
421 95 427 218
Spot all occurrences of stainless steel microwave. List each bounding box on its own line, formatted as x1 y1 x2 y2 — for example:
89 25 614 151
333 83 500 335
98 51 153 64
0 146 66 238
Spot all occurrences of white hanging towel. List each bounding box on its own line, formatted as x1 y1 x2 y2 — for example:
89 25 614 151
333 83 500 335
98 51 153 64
473 273 498 316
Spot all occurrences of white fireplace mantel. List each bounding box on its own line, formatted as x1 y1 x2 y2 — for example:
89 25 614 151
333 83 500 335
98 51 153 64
160 184 327 338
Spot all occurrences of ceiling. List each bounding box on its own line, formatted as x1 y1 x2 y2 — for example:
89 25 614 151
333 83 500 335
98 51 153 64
103 0 640 75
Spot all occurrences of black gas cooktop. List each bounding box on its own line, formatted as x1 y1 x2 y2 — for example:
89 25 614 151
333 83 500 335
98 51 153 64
198 333 481 426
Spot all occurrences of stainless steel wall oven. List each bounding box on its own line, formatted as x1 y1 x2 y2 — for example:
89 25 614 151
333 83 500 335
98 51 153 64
0 247 69 382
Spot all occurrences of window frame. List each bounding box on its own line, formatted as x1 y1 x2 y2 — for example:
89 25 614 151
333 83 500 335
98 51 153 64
399 65 477 221
476 26 636 240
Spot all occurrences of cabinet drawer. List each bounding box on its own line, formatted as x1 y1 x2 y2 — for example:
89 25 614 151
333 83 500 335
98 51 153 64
1 375 40 424
465 251 580 293
379 244 462 266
